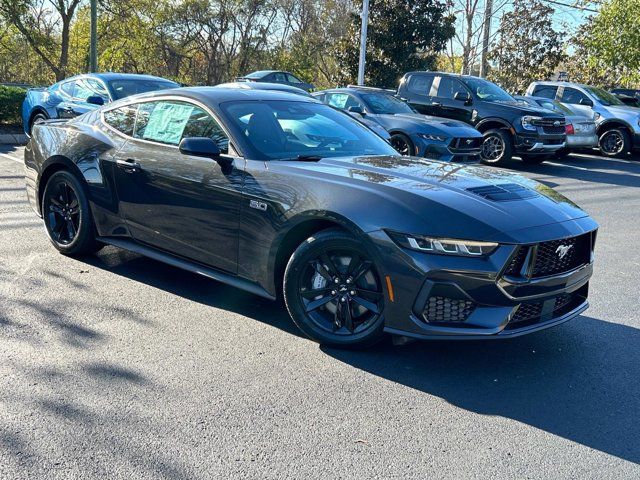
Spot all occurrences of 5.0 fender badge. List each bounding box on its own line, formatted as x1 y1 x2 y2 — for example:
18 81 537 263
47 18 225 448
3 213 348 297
249 200 268 211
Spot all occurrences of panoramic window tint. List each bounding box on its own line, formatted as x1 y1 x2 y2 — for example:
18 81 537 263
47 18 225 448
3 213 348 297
135 101 194 145
561 88 588 105
533 85 558 99
103 105 137 136
406 75 434 95
181 106 229 154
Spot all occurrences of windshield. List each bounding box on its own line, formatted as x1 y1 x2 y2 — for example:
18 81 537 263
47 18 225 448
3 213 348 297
108 79 179 100
584 86 624 106
361 92 414 114
462 77 515 103
221 100 399 160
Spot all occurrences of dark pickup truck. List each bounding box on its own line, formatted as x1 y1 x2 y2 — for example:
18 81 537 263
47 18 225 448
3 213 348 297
397 72 566 165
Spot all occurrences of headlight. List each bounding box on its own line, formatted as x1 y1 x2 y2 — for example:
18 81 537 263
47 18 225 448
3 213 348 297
418 133 449 142
521 116 541 131
387 231 498 257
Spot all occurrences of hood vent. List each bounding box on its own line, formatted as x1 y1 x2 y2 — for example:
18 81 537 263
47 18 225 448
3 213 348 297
466 183 539 201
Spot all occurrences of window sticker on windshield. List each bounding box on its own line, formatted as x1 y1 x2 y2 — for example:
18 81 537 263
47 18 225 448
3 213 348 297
143 102 194 144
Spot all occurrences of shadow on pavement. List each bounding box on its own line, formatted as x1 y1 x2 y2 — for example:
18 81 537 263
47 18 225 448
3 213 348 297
323 316 640 464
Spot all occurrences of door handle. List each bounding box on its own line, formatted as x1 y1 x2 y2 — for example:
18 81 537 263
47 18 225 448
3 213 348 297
116 158 140 172
431 102 442 107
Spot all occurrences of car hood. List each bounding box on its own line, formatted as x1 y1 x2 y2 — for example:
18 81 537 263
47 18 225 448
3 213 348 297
480 100 561 118
601 104 640 120
281 155 592 242
375 113 482 137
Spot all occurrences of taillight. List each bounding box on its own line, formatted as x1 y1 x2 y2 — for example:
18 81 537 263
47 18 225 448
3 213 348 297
565 123 575 135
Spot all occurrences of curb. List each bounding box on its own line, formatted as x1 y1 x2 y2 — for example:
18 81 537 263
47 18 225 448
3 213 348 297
0 134 28 145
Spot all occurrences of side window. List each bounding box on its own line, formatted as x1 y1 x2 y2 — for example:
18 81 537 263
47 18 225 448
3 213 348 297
533 85 558 99
134 101 228 152
326 93 349 109
85 78 110 101
436 77 467 99
406 75 434 96
103 105 137 136
73 79 96 100
59 81 75 96
273 72 287 83
286 74 303 84
561 87 589 105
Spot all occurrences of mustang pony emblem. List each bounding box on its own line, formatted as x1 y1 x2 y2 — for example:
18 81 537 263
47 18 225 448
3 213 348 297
555 244 573 260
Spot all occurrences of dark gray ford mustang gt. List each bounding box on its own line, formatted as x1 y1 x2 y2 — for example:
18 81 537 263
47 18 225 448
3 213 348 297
24 88 598 347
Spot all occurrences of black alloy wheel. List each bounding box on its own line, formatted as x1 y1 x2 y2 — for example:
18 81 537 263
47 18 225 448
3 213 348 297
42 170 101 255
390 133 414 156
284 229 385 347
599 128 630 157
480 129 513 165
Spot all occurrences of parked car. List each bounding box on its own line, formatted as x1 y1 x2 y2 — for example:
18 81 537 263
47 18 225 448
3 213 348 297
611 89 640 108
526 81 640 157
398 72 566 165
236 70 314 92
21 73 179 135
516 95 598 155
25 87 598 347
313 86 482 162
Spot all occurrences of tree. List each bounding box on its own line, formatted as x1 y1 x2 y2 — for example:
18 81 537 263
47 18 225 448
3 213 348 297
333 0 455 88
566 0 640 87
0 0 82 81
488 0 565 93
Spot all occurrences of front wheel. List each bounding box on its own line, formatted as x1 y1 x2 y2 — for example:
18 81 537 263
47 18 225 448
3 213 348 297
42 170 101 256
283 229 386 348
599 128 631 157
389 133 415 156
480 129 513 165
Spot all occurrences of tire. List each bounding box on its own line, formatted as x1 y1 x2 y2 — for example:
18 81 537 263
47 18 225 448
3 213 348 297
599 128 631 157
520 154 550 165
480 129 513 165
42 170 102 256
389 133 415 156
29 112 48 135
283 228 386 348
553 147 569 159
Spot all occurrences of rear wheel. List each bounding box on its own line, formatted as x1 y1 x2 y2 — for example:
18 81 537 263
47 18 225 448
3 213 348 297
283 229 385 348
390 133 415 156
599 128 631 157
29 112 48 135
480 129 513 165
42 170 101 256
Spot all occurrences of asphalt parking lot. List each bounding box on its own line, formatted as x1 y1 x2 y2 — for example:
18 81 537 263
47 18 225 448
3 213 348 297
1 145 639 479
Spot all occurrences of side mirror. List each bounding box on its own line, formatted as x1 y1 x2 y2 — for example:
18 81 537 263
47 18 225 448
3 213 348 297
86 95 105 106
579 98 593 107
454 91 472 104
179 137 221 158
347 105 365 115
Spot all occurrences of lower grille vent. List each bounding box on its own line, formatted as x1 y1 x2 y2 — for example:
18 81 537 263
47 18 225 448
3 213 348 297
423 296 475 323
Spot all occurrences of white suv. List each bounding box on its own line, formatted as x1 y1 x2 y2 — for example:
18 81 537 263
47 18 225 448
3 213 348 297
526 81 640 157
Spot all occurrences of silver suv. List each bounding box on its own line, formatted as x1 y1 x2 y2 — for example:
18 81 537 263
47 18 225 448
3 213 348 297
526 81 640 157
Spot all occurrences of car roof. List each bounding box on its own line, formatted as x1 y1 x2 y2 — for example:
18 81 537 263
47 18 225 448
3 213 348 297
402 71 485 81
110 86 321 107
317 86 393 95
215 82 311 96
242 70 280 78
61 73 178 84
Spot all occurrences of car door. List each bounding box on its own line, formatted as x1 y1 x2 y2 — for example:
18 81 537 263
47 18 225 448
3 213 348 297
558 86 594 119
58 78 110 118
399 73 439 116
433 76 474 123
111 99 244 273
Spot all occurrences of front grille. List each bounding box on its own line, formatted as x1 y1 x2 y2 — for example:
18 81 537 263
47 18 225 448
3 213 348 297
544 137 564 144
542 125 566 135
532 234 591 278
423 296 475 323
504 246 528 276
450 137 481 151
507 290 585 329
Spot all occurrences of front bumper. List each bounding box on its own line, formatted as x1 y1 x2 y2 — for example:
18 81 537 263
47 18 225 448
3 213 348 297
514 130 565 155
417 137 482 163
367 219 597 340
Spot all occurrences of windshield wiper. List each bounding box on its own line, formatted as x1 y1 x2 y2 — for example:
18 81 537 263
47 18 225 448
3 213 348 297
280 155 323 162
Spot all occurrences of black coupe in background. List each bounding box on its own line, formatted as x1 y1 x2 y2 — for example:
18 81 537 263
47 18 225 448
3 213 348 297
24 88 597 347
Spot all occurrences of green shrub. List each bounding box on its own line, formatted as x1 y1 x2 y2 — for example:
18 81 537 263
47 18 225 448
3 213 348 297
0 85 27 125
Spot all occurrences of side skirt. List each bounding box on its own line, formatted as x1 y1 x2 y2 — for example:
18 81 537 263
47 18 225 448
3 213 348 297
98 236 276 301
